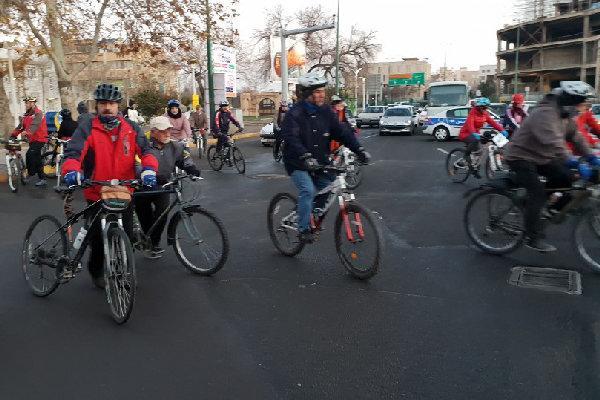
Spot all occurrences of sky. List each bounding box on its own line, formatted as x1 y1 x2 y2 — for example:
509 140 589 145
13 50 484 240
238 0 517 71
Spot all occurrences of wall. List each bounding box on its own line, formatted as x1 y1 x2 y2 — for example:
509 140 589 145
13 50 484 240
240 92 281 117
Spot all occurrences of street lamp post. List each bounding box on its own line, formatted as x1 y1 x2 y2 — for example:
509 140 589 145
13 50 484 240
361 77 366 110
354 67 362 111
205 0 216 127
335 0 340 95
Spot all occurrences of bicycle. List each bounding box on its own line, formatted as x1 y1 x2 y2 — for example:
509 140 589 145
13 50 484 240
332 145 362 190
22 179 139 324
273 139 284 162
446 130 509 183
463 169 600 272
41 136 70 191
1 138 28 193
131 172 229 275
267 164 383 280
207 131 245 174
191 128 206 159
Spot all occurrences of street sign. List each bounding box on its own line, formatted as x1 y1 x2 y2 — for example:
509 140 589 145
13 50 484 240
192 94 200 108
388 72 425 86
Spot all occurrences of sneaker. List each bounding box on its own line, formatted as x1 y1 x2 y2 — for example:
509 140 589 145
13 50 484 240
299 230 315 244
525 238 557 253
35 179 47 187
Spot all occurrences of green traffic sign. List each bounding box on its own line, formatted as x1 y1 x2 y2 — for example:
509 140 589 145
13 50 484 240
388 72 425 87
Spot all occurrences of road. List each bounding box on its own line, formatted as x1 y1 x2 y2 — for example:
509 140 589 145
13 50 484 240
1 129 599 399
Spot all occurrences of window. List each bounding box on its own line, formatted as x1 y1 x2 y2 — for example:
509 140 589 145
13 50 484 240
365 106 385 113
385 108 412 117
447 108 470 118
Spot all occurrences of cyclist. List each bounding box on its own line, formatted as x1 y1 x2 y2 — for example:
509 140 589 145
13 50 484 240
502 93 528 137
504 81 600 253
214 100 243 154
458 97 508 178
273 101 289 157
77 101 93 124
57 109 78 139
329 95 356 153
165 99 192 143
10 96 49 187
281 73 370 243
573 100 600 149
190 104 208 150
62 83 158 288
135 116 201 259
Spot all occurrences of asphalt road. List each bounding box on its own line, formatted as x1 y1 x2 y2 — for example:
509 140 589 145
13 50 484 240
1 129 599 399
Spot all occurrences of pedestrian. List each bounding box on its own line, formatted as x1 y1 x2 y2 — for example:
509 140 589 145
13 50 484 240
165 99 192 143
190 104 208 149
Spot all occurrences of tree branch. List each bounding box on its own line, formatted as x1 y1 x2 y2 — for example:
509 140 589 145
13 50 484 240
73 0 109 78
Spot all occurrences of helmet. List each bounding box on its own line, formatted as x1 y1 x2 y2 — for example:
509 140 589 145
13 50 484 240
23 96 37 102
59 108 71 118
94 83 122 102
219 100 229 108
298 73 328 91
552 81 596 106
331 94 343 104
512 93 525 105
167 99 181 108
474 97 491 107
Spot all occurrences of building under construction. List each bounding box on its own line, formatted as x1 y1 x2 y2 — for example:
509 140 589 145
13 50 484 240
497 0 600 98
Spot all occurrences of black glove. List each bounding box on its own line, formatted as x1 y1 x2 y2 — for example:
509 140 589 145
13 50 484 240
356 147 371 164
300 153 320 171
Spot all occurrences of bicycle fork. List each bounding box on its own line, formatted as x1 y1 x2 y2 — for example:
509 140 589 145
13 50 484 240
339 195 365 242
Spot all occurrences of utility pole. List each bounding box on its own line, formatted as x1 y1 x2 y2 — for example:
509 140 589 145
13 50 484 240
335 0 340 95
361 77 366 110
354 67 362 111
514 26 520 94
205 0 216 126
279 22 335 102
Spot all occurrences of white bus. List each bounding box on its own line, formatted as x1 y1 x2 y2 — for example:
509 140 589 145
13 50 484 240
425 81 470 116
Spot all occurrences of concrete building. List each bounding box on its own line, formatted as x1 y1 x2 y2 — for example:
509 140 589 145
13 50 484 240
497 0 600 98
479 64 497 83
365 58 431 102
430 66 481 89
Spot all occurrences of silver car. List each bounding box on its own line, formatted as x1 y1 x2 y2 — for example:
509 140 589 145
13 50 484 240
379 106 414 135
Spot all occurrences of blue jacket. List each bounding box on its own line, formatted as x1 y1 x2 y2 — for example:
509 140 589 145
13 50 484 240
281 101 362 174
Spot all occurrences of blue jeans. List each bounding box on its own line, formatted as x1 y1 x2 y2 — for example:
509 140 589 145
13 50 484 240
290 170 335 232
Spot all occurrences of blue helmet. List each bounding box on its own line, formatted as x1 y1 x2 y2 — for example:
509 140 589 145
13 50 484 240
167 99 181 108
474 97 491 107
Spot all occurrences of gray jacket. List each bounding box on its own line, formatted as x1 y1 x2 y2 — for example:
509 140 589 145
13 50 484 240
504 95 591 165
145 139 199 184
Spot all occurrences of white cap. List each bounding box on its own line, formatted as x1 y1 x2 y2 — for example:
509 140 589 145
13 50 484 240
149 116 173 130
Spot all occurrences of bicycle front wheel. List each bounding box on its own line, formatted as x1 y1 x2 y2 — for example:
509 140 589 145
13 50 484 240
268 193 305 256
170 206 229 275
8 158 19 193
446 148 470 183
464 189 525 254
104 226 136 324
207 145 223 171
574 207 600 272
233 147 245 174
22 215 66 296
334 202 383 280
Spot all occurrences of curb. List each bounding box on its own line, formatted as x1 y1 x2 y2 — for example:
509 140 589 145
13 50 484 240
205 132 259 145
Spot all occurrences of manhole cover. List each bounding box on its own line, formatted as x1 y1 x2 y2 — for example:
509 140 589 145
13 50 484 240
508 266 582 295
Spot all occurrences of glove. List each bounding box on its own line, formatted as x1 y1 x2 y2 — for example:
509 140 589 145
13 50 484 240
470 133 481 141
579 163 593 180
64 171 82 187
140 168 157 187
356 147 371 164
300 153 320 171
566 156 580 169
587 155 600 167
500 130 509 138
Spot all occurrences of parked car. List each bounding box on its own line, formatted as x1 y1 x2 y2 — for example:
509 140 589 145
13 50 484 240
345 108 357 129
591 104 600 120
379 106 414 135
423 106 501 141
356 106 387 128
260 122 275 146
489 103 508 118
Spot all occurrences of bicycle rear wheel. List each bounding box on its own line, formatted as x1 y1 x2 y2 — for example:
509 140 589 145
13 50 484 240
345 163 363 190
334 202 383 280
574 207 600 272
22 215 66 296
233 147 245 174
207 145 223 171
464 189 525 254
446 148 470 183
104 226 136 324
19 156 27 186
170 206 229 275
267 193 305 256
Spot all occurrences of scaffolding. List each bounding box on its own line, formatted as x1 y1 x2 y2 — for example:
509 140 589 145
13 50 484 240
513 0 600 23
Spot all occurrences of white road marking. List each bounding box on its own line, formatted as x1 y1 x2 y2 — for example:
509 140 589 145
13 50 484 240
436 148 449 155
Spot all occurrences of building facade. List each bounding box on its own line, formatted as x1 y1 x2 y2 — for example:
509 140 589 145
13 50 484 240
365 58 431 103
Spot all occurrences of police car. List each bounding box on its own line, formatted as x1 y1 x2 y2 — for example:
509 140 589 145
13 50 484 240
423 105 501 141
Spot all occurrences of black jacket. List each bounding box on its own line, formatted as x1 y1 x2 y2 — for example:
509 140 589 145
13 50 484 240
58 118 78 139
281 101 361 174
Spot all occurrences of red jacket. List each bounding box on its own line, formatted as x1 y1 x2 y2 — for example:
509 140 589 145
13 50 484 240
62 116 158 201
459 108 504 141
577 110 600 147
11 107 48 143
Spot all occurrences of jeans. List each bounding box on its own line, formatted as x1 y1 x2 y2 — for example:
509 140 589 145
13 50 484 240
135 193 171 246
26 141 45 179
507 160 572 239
290 170 335 232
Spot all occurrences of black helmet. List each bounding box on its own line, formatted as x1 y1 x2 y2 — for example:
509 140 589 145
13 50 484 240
94 83 123 102
59 108 72 118
552 81 595 107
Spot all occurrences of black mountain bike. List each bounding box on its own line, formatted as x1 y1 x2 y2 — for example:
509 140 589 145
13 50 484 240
23 179 138 324
132 173 229 275
207 131 245 174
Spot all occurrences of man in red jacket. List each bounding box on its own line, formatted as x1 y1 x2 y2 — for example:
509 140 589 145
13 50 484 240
62 83 158 288
11 96 49 187
459 97 508 178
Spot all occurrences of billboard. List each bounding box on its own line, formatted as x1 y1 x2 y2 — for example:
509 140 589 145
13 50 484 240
388 72 425 87
270 35 307 80
213 44 237 96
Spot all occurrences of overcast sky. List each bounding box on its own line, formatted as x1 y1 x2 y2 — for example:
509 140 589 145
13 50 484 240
238 0 517 71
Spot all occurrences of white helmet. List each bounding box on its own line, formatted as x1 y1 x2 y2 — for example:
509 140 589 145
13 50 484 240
331 94 342 103
298 73 328 91
552 81 596 106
